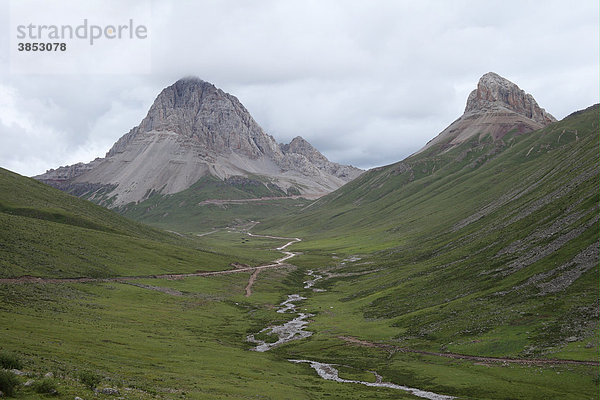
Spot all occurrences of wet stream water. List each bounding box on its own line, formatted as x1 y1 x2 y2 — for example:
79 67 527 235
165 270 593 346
289 359 455 400
246 294 313 352
246 262 455 399
303 269 326 292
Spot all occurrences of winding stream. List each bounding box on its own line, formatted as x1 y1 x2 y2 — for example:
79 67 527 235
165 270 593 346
246 236 455 400
303 269 326 292
289 360 455 400
246 294 313 352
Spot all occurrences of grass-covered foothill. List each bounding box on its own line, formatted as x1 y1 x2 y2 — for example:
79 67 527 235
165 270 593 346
118 174 310 232
253 104 600 396
0 168 286 279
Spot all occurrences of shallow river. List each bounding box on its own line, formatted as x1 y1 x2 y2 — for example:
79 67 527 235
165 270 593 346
289 359 455 400
246 294 313 352
246 266 455 399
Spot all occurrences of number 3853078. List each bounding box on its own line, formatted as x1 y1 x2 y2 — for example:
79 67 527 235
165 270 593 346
18 42 66 51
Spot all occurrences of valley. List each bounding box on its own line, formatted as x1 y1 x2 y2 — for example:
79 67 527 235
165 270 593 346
0 74 598 399
1 223 596 399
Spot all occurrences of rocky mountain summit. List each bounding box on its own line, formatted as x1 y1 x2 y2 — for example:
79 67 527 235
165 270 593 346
279 136 359 180
36 78 362 206
465 72 556 124
419 72 556 153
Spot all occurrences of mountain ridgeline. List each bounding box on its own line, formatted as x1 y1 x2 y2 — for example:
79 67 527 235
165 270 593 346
35 78 362 207
418 72 556 154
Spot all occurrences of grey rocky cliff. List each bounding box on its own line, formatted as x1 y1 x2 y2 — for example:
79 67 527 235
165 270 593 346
131 78 281 160
418 72 557 154
279 136 363 180
35 77 362 206
281 136 329 164
38 158 104 183
464 72 556 124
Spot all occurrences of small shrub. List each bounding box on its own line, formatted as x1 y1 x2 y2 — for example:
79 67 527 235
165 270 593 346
0 370 20 396
0 352 22 370
32 378 58 395
78 370 101 390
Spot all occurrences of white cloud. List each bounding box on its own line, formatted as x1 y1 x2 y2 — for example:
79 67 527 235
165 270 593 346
0 0 598 175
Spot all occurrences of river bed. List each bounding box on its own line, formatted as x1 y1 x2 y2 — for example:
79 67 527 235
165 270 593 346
246 294 314 352
246 244 454 399
289 359 455 400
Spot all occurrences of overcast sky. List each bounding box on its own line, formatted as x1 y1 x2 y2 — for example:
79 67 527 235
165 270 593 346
0 0 598 176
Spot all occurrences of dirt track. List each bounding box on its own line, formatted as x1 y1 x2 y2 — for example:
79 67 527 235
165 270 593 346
0 265 268 285
242 235 301 296
245 269 261 297
0 231 301 298
198 196 303 206
339 336 599 366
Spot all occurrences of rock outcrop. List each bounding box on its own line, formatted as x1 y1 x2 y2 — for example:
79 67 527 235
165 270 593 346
465 72 556 124
35 78 362 206
40 159 103 182
279 136 362 180
419 72 556 154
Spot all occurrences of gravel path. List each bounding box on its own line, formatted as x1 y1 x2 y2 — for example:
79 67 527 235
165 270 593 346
339 336 599 366
0 230 301 300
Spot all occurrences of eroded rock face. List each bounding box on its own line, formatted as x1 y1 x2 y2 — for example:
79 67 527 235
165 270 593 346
133 78 281 160
465 72 556 125
418 72 557 154
35 77 362 206
280 136 362 179
39 159 103 181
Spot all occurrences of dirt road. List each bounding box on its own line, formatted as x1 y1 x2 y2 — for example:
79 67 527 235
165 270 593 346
0 232 301 298
242 235 301 296
198 196 303 206
339 336 599 366
244 269 261 297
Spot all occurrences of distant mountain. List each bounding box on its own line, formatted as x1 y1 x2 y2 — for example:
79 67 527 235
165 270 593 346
418 72 556 154
35 78 362 207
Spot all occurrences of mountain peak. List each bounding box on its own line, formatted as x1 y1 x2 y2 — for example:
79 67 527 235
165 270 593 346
417 72 557 154
169 77 217 102
120 75 285 162
290 135 309 144
281 136 327 164
285 136 317 153
465 72 556 124
148 76 219 117
175 76 207 84
36 78 363 206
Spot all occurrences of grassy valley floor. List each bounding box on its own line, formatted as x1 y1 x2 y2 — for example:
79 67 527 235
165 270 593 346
1 230 597 399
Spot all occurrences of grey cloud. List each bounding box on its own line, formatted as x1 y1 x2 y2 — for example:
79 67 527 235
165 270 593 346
0 0 597 175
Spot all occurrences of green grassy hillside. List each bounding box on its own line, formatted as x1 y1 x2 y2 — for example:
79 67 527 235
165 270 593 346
118 175 309 231
261 104 598 242
0 169 277 278
256 104 599 361
1 167 175 240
